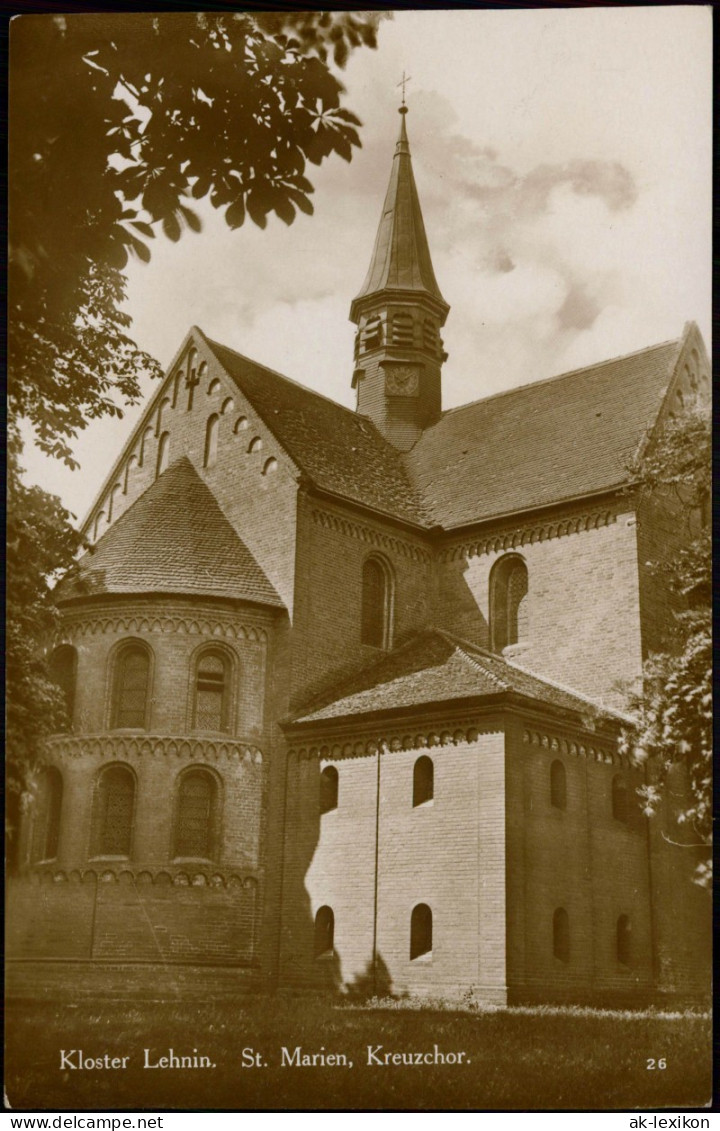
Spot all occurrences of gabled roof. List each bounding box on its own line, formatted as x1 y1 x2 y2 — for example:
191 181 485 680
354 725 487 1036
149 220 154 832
59 457 283 607
208 331 681 533
203 334 431 526
82 322 688 546
350 109 448 320
289 629 625 727
404 338 682 528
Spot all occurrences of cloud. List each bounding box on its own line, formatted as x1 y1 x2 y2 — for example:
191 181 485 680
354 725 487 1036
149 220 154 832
517 159 638 215
557 281 602 331
429 133 638 222
407 116 641 380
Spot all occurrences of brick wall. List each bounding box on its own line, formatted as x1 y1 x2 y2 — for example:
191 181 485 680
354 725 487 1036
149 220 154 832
36 738 264 872
6 873 257 965
10 593 283 973
84 335 299 614
505 714 655 1005
437 504 644 709
280 722 507 1002
280 750 377 993
6 960 260 1001
58 596 273 739
375 730 506 1000
636 488 696 658
290 495 433 709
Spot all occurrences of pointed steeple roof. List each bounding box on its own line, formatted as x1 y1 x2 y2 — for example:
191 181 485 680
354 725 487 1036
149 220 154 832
350 107 449 321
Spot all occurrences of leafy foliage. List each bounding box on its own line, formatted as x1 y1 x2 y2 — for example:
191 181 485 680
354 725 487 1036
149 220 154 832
620 403 711 886
7 11 380 854
6 429 84 860
10 10 380 462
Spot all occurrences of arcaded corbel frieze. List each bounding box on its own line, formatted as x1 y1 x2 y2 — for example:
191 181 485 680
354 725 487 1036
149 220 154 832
45 733 264 764
311 507 432 563
440 509 617 563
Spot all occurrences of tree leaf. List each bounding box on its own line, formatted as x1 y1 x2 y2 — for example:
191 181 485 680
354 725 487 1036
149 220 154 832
162 211 182 241
130 220 155 238
191 174 212 200
225 197 246 229
179 204 202 232
273 194 295 225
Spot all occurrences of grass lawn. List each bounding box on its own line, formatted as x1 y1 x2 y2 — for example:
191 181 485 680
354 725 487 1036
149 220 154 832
5 996 712 1112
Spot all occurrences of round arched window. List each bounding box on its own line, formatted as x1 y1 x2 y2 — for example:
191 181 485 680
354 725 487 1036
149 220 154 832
490 556 528 652
92 764 135 857
410 903 433 959
111 645 151 730
173 768 218 859
314 906 335 957
361 557 393 649
193 650 231 733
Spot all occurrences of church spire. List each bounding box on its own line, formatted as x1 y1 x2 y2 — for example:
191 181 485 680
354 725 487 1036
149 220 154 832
350 106 448 322
350 105 450 450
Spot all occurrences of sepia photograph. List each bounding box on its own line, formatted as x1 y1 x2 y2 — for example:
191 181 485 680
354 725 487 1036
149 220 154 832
5 5 713 1114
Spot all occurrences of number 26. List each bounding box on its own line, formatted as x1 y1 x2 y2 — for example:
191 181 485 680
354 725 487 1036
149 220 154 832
646 1058 667 1070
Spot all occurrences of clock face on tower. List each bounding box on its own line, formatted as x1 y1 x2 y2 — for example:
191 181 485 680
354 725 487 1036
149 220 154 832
385 364 420 396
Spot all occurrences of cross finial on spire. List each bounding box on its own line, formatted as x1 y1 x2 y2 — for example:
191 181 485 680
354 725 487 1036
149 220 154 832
397 71 411 109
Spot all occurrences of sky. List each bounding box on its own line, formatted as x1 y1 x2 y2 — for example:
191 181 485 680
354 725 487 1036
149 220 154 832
20 6 713 521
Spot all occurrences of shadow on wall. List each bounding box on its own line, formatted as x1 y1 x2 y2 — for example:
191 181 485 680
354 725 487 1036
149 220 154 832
437 554 489 647
280 755 399 998
346 953 394 1000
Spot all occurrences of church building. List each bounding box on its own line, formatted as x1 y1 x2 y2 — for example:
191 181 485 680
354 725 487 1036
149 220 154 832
8 106 711 1006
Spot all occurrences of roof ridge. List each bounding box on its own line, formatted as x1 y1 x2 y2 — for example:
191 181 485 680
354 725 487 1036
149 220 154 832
433 630 510 691
434 629 630 720
502 654 635 724
291 628 453 720
435 336 682 422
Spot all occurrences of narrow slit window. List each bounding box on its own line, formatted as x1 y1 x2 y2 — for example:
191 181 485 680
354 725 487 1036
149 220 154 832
413 756 434 807
490 556 528 652
204 414 220 468
410 903 432 959
319 766 339 815
361 557 392 649
186 351 199 411
314 906 334 957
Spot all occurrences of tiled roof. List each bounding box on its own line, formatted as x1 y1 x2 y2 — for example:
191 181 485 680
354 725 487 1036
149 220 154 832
203 335 430 525
290 630 621 725
58 457 283 607
205 331 680 532
405 339 682 528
